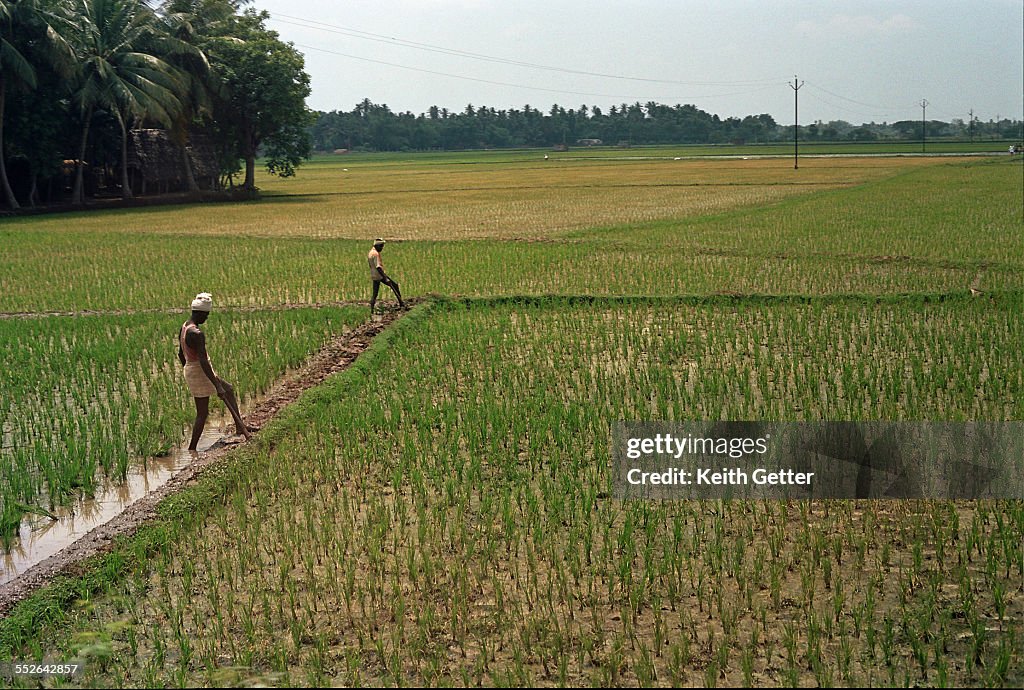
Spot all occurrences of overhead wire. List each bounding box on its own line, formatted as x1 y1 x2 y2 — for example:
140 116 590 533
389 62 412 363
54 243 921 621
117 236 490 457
800 88 914 122
271 12 788 88
802 80 908 113
294 42 787 104
272 10 1012 123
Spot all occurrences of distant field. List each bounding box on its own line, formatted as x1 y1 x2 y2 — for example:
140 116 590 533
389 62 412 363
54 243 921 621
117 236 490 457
7 156 950 241
298 140 1016 165
1 155 1019 313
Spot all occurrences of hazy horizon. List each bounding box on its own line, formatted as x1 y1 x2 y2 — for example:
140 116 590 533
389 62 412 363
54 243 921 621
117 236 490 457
253 0 1024 126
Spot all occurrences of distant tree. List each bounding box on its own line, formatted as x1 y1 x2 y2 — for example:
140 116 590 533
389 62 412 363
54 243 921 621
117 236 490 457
848 126 877 142
309 99 1009 154
891 120 920 139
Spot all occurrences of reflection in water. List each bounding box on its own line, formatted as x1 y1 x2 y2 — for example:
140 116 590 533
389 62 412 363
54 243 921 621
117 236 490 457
2 421 235 585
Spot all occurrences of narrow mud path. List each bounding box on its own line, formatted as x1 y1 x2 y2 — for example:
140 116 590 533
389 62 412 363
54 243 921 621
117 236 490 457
0 305 409 614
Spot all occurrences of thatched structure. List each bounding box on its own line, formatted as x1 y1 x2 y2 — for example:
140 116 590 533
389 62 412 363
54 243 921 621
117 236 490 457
186 134 219 189
126 129 219 193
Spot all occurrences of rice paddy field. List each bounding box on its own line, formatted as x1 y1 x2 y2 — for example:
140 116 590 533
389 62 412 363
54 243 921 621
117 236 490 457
0 307 369 546
0 150 1022 687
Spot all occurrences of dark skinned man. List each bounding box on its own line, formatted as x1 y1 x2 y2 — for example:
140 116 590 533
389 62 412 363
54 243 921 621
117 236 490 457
178 293 252 450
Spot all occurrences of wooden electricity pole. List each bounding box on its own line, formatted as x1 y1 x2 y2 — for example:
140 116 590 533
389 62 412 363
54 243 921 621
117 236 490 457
791 76 804 169
920 99 929 153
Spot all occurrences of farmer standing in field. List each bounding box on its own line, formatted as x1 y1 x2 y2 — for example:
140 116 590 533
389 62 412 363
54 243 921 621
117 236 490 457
368 238 406 312
178 292 252 450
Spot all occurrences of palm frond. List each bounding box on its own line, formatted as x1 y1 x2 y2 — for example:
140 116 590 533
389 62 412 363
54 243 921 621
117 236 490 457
0 36 37 89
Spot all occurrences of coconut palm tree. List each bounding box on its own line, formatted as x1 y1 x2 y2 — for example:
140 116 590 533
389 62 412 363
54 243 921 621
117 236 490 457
0 2 35 209
159 1 231 192
70 0 190 203
0 0 72 209
158 1 252 192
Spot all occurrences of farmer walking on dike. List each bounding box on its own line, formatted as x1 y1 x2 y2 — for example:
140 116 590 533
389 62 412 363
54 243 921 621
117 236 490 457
368 238 406 313
178 292 252 451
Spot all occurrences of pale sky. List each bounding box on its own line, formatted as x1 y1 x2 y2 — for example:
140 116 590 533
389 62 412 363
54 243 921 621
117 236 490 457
254 0 1023 125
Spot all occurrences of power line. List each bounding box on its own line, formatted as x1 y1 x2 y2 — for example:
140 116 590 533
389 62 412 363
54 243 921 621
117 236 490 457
294 42 784 104
800 89 911 122
803 82 927 121
271 12 788 88
803 85 984 125
802 81 909 113
927 106 972 121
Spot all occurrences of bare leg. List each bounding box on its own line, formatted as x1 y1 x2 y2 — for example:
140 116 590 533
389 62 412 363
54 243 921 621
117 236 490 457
386 278 405 308
189 396 209 450
217 380 251 438
370 280 381 312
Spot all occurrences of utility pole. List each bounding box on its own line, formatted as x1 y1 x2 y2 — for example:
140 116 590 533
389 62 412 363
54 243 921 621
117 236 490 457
920 99 929 153
791 76 804 169
968 108 974 142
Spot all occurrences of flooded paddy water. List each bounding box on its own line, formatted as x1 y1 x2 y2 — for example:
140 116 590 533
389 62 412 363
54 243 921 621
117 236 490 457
0 422 237 586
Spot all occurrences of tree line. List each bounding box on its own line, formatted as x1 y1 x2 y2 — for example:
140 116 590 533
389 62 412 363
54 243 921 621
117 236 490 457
311 99 1023 153
1 0 312 210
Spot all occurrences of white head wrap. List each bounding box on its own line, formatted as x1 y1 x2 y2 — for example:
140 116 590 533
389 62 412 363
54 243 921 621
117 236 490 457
374 238 386 246
191 292 213 312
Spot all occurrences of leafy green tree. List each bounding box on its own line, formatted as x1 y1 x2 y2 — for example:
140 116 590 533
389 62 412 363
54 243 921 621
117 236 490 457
0 1 35 208
206 9 310 194
4 56 71 205
160 1 254 190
